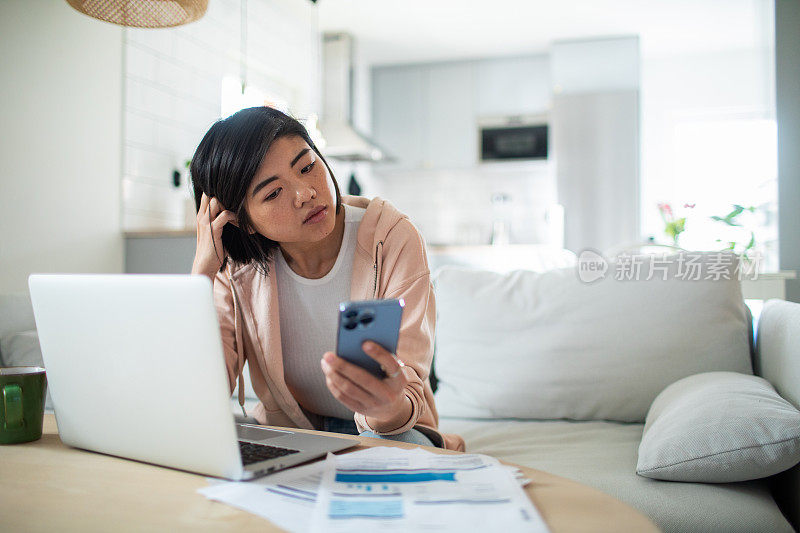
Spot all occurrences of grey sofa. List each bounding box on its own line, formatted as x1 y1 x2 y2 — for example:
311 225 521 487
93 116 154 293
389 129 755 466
429 259 800 533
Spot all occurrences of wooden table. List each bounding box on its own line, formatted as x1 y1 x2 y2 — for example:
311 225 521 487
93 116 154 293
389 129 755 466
1 415 659 532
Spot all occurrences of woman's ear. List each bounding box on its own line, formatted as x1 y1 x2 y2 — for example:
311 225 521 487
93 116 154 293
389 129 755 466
231 206 259 235
231 218 257 235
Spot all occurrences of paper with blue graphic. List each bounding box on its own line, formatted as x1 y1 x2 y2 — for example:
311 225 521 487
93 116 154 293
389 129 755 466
310 447 548 532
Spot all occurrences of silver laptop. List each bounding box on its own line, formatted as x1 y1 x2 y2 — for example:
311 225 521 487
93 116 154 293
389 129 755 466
28 273 357 481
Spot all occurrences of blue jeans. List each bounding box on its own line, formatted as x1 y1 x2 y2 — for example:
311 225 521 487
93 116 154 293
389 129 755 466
235 411 440 448
321 415 438 448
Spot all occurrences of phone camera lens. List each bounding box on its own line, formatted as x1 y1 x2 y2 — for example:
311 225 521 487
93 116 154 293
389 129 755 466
344 320 358 330
358 310 375 328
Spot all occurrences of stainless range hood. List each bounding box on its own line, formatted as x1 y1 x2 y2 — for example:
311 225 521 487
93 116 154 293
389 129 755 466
319 33 391 162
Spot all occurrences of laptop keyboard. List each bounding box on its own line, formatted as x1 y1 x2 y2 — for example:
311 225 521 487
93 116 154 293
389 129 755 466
238 440 300 466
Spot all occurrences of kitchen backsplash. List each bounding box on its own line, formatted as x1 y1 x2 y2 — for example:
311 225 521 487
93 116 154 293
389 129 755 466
371 161 561 246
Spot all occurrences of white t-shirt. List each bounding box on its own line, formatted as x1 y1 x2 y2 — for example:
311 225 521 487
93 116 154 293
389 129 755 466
276 203 366 420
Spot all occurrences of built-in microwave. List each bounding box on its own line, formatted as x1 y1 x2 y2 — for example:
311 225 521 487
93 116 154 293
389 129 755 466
479 115 548 161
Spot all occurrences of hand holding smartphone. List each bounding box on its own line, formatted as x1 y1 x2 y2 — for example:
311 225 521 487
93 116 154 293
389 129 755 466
335 299 405 379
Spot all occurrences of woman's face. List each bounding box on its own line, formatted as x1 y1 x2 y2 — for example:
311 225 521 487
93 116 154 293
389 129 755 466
243 135 337 244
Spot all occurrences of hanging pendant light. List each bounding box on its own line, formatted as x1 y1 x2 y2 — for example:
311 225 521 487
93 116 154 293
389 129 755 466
65 0 208 28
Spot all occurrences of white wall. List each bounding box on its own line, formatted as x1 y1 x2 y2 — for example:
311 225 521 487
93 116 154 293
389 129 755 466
0 0 124 293
122 0 320 230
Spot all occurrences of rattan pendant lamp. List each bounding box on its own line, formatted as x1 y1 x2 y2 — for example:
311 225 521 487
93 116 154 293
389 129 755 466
65 0 208 28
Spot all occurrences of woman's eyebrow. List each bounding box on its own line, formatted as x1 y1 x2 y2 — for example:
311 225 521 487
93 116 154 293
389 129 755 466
252 176 278 198
290 148 310 167
251 148 312 198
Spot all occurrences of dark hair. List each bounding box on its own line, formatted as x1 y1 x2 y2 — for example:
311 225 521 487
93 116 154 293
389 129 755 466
190 106 343 276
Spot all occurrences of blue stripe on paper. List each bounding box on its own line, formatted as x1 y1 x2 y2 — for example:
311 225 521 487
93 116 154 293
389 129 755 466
335 472 456 483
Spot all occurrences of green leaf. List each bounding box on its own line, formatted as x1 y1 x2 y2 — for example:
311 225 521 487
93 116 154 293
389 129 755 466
728 205 745 218
710 216 741 227
744 232 755 251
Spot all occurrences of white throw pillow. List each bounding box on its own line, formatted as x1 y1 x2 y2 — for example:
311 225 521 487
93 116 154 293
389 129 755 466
637 372 800 482
432 252 752 422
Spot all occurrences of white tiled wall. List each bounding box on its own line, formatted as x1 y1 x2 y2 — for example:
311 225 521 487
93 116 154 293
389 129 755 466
122 0 320 231
374 161 559 246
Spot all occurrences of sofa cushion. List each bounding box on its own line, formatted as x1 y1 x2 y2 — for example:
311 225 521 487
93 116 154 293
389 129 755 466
637 371 800 482
0 329 53 410
0 292 36 339
432 252 752 422
439 417 792 533
0 330 42 367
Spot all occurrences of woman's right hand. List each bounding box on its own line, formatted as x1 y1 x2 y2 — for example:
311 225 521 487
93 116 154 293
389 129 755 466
191 192 239 282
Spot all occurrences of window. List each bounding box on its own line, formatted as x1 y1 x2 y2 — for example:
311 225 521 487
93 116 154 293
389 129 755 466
660 115 778 271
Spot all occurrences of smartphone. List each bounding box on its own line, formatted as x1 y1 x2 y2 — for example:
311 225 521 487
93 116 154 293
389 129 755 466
335 298 405 379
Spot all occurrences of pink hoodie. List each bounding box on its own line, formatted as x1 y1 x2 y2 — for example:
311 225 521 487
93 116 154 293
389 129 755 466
213 194 465 452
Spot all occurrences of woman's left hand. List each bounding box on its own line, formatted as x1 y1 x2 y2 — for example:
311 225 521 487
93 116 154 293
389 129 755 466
321 341 408 424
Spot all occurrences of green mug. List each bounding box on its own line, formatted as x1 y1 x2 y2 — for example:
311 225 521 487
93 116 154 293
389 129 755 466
0 366 47 444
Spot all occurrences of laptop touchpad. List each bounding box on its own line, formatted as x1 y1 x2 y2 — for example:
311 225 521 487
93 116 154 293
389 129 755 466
237 425 291 441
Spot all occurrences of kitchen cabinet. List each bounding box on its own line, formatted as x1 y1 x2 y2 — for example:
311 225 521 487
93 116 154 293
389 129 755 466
372 56 548 170
552 90 639 253
372 66 425 170
424 62 477 168
475 56 550 117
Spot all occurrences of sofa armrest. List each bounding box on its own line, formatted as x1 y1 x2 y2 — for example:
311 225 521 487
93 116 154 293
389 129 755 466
755 299 800 406
755 298 800 530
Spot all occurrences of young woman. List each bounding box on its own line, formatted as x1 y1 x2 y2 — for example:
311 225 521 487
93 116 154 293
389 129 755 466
190 106 463 451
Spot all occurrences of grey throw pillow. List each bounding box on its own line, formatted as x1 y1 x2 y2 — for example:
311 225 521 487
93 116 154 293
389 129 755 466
637 371 800 482
0 330 53 410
